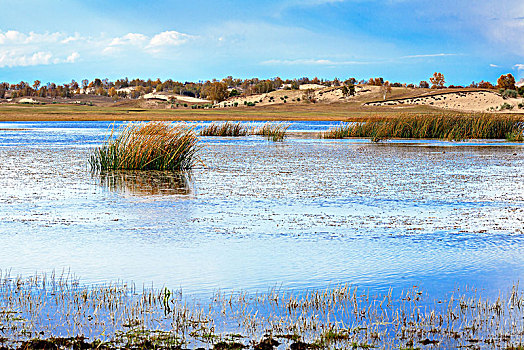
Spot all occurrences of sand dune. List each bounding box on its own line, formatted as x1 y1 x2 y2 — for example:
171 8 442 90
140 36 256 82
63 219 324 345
366 90 524 112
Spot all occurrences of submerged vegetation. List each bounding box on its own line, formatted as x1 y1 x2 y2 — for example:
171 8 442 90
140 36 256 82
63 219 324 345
1 273 523 349
199 122 290 141
322 114 524 141
89 122 199 171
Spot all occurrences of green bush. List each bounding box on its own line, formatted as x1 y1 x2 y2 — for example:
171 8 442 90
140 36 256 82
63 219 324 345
502 89 518 99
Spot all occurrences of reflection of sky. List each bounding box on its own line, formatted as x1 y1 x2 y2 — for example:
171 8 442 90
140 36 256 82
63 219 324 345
0 122 523 300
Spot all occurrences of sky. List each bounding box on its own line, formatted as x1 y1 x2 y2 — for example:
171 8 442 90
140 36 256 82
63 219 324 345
1 0 524 85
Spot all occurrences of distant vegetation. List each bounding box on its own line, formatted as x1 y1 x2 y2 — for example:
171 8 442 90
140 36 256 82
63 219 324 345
90 122 199 171
1 73 521 104
322 114 524 141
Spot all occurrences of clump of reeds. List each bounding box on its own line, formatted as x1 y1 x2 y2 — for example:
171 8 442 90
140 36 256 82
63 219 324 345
89 122 199 171
254 123 290 142
322 114 524 141
199 122 250 137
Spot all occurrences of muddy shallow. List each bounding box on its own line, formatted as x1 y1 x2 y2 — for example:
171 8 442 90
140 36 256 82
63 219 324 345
0 121 523 299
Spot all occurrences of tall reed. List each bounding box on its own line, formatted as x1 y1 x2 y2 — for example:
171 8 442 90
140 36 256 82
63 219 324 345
322 114 524 141
254 122 290 142
199 122 250 137
90 122 199 171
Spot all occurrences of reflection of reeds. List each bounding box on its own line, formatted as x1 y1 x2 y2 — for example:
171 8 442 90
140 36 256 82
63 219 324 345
199 122 249 137
254 123 290 142
98 170 191 196
90 122 199 171
322 114 524 141
1 273 523 349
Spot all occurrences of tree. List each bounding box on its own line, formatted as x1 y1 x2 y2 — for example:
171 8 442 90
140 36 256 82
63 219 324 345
341 84 355 97
201 81 228 103
108 87 117 98
497 74 516 90
33 80 41 91
478 80 494 89
380 81 392 100
419 81 430 88
429 72 445 88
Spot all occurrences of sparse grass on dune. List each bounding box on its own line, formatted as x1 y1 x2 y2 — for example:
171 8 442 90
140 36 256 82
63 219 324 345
89 122 199 171
322 114 524 141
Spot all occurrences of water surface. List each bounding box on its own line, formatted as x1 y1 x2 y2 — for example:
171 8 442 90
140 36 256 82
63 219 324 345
1 121 523 300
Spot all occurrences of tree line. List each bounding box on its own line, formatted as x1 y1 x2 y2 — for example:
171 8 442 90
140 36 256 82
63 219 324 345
0 73 520 102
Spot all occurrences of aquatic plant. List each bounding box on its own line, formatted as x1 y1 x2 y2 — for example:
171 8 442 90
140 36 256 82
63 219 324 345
89 122 199 171
254 122 290 142
199 122 290 141
322 114 524 141
1 272 523 349
199 121 250 137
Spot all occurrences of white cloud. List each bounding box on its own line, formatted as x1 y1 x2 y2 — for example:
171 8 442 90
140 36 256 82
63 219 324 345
0 51 53 68
147 31 193 48
101 30 194 56
66 52 80 63
109 33 148 46
490 64 500 68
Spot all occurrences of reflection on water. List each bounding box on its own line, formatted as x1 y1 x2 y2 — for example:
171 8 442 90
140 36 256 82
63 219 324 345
97 170 192 196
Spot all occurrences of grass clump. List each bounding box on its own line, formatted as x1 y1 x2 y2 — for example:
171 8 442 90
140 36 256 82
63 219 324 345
254 122 290 141
322 114 524 141
199 121 250 137
90 122 199 171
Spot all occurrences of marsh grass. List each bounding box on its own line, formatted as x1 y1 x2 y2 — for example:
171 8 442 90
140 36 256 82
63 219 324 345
322 114 524 141
199 122 250 137
1 272 523 349
89 122 199 171
254 122 290 142
199 122 290 141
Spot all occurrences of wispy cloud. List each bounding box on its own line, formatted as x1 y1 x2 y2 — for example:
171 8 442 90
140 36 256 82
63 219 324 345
401 53 458 59
262 58 368 65
490 63 500 68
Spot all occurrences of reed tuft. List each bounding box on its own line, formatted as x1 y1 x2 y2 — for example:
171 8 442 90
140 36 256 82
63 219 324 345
322 114 524 141
90 122 199 171
199 122 250 137
254 122 290 142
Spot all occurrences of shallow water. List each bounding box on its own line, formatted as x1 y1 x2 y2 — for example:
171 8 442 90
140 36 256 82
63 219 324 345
0 121 523 300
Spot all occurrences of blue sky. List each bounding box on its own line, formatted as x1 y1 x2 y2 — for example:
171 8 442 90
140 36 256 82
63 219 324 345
1 0 524 85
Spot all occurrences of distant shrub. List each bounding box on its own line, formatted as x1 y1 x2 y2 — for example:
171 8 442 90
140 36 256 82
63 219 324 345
502 89 518 99
233 102 238 107
246 102 255 106
500 102 514 110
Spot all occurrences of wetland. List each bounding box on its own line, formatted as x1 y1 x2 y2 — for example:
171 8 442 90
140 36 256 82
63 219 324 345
0 121 523 348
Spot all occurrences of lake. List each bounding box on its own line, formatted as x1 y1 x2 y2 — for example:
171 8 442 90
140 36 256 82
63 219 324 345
1 121 523 301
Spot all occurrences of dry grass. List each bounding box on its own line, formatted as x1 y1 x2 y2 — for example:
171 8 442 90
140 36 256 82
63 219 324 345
253 122 290 141
89 122 199 171
322 114 524 141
